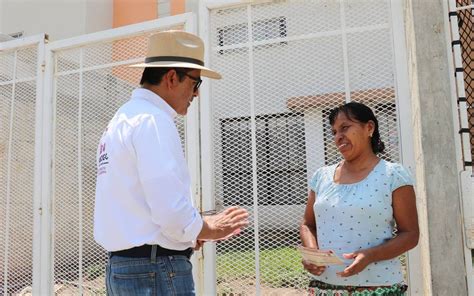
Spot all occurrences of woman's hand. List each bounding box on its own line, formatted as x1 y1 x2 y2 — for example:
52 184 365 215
302 260 326 276
336 250 373 277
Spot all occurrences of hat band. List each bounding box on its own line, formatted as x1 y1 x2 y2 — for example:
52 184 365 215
145 56 204 66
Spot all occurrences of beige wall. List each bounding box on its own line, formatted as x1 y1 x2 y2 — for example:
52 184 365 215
112 0 185 29
113 0 156 28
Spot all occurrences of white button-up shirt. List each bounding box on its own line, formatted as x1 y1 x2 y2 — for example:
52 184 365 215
94 88 203 252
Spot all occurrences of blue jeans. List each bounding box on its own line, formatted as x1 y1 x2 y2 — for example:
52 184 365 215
106 252 195 296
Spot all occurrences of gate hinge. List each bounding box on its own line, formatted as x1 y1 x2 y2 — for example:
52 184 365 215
38 207 43 216
41 62 46 73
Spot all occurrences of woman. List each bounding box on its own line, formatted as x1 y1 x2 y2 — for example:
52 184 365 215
300 102 419 295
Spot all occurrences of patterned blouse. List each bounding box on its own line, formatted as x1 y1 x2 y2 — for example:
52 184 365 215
309 159 414 286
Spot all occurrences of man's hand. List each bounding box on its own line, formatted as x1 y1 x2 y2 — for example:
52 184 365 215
336 250 373 277
197 206 249 241
194 240 205 251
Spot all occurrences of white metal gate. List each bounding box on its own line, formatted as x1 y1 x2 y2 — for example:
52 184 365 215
0 34 45 295
0 14 198 295
1 2 422 295
43 15 197 295
200 0 417 295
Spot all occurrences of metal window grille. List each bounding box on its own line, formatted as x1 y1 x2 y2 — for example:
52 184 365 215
0 41 41 294
456 0 474 169
449 0 474 250
208 1 403 294
221 112 307 206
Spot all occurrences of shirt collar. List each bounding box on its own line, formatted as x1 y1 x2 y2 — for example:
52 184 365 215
131 88 177 118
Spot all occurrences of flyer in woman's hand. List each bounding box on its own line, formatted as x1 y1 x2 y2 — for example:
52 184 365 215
297 246 344 266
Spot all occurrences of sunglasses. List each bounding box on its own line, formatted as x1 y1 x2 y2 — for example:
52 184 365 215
176 70 202 92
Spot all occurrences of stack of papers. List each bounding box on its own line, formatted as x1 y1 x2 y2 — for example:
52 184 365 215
297 246 344 266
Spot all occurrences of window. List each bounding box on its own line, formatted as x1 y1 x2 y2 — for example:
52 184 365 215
217 16 287 54
220 112 307 206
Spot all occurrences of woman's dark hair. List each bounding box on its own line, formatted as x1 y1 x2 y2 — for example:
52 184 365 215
139 67 191 85
328 102 385 154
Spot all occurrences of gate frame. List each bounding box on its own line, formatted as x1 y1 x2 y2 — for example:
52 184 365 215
445 0 474 294
198 0 422 295
0 33 47 295
39 14 198 295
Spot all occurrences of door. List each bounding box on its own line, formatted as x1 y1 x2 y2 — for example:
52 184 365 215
0 34 46 295
200 1 418 294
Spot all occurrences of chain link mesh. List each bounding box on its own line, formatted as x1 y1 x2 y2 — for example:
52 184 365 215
209 1 402 294
0 45 37 294
51 27 185 295
456 0 474 168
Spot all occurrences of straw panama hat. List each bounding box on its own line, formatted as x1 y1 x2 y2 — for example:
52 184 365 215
130 30 221 79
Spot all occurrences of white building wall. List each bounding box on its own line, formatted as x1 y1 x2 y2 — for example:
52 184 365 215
84 0 113 37
0 0 112 41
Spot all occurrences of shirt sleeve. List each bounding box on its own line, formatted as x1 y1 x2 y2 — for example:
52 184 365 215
132 114 203 244
389 163 414 192
309 167 323 194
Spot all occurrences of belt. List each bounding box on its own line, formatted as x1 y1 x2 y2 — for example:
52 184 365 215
110 245 193 259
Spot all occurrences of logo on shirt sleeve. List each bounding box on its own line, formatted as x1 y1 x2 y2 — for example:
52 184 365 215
97 143 108 176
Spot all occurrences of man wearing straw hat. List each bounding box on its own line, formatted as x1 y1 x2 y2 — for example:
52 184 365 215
94 30 249 295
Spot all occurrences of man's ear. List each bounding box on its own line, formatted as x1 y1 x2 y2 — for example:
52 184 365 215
164 69 178 90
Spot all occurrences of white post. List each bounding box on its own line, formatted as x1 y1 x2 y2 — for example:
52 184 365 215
339 0 351 103
77 47 84 296
183 13 205 296
389 1 423 294
199 1 218 294
40 44 55 296
246 4 261 295
32 34 47 295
